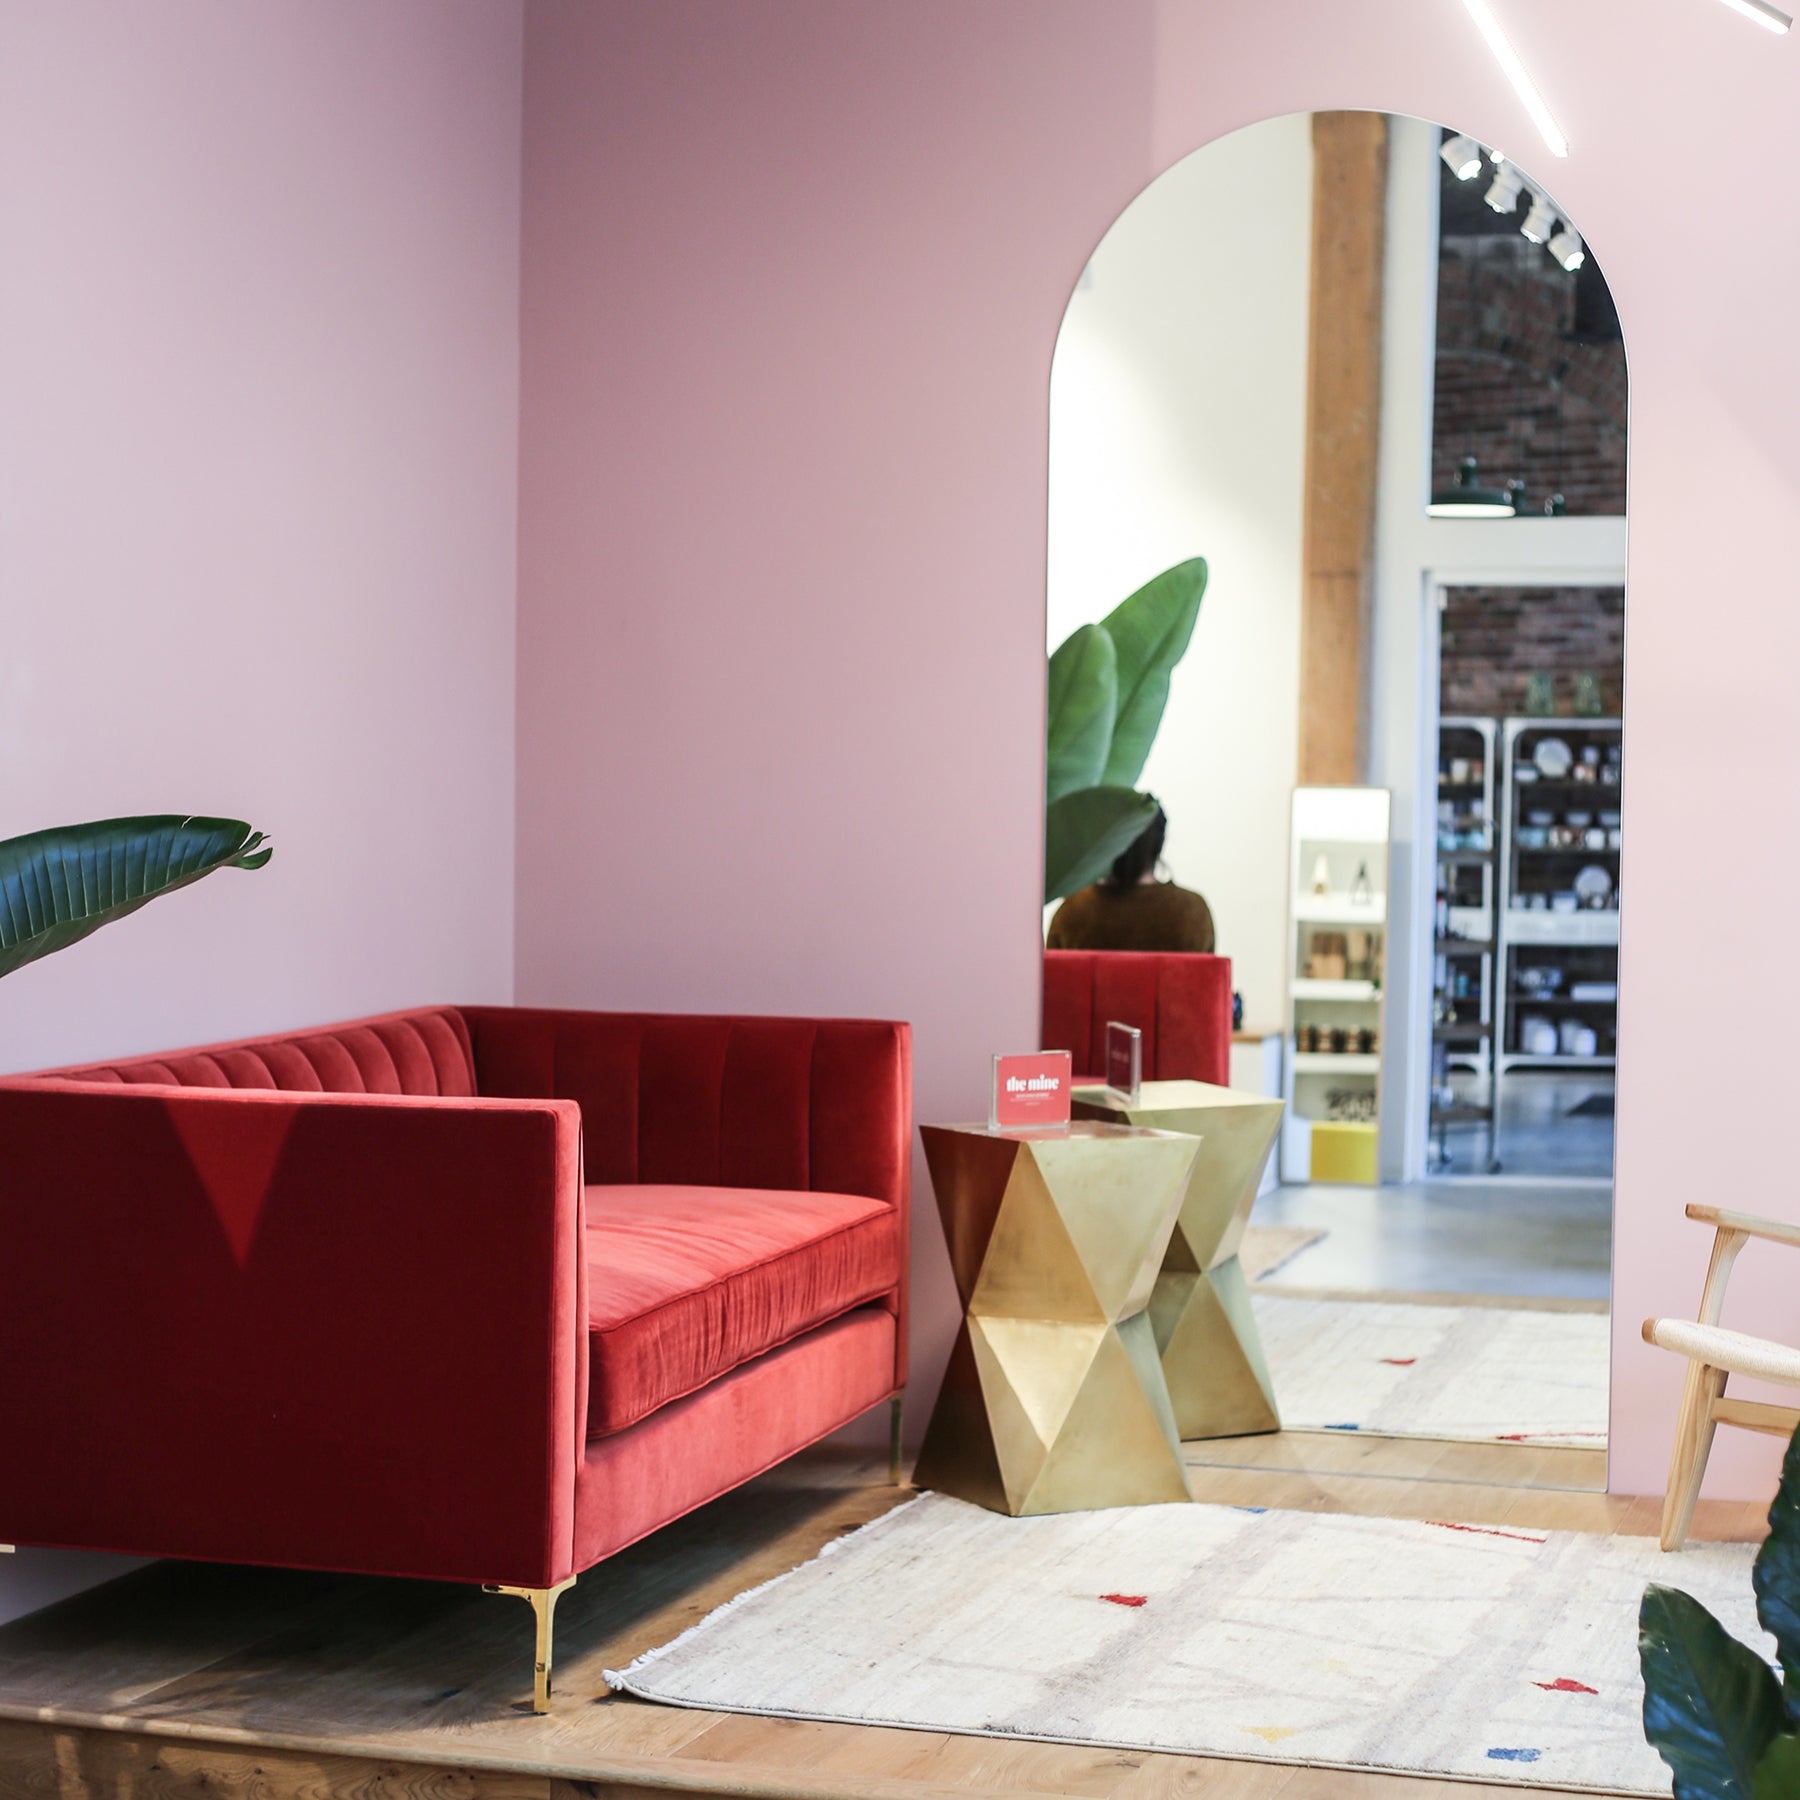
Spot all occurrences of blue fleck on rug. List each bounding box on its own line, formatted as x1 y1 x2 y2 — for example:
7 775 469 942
609 1493 1759 1793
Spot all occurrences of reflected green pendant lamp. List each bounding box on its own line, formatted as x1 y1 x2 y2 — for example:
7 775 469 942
1430 454 1517 517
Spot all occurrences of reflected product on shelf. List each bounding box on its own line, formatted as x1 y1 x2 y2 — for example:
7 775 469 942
1520 1015 1559 1057
1533 736 1573 779
1574 864 1613 904
1326 1087 1378 1123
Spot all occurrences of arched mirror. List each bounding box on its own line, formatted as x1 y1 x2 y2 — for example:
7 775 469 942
1043 112 1626 1493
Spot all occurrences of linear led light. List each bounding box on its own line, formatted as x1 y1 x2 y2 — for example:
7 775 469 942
1715 0 1792 31
1461 0 1569 159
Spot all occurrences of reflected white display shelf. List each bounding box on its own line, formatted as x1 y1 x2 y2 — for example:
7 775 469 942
1281 785 1391 1185
1291 978 1378 1002
1292 1052 1381 1076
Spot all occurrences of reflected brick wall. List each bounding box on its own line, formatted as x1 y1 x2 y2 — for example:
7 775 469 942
1433 234 1628 517
1440 585 1626 716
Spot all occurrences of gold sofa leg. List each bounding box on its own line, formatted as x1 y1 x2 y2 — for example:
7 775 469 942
484 1574 577 1713
890 1391 905 1486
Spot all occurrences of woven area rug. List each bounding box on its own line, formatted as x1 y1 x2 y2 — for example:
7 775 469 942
1252 1294 1610 1446
609 1494 1761 1792
1238 1225 1325 1282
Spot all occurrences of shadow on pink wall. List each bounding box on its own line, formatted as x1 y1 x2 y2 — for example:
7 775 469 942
514 0 1800 1500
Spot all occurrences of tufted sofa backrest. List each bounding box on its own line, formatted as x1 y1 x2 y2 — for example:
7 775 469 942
459 1006 911 1209
40 1006 478 1098
1042 949 1233 1086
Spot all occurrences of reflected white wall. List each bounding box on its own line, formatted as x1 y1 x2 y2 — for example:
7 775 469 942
1046 114 1312 1028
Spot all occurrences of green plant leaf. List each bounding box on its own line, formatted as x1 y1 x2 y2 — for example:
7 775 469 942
1044 785 1158 905
1754 1426 1800 1723
1097 557 1206 788
1641 1583 1783 1800
1754 1735 1800 1800
1046 623 1119 805
0 816 272 981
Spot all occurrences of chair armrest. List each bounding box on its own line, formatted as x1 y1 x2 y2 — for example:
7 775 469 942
1687 1204 1800 1251
0 1081 585 1589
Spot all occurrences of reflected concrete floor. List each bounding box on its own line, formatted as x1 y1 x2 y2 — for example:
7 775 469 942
1433 1069 1616 1180
1251 1175 1611 1302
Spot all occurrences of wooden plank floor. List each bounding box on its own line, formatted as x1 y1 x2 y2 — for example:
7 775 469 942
0 1438 1767 1800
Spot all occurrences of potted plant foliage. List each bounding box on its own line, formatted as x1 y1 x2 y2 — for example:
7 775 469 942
0 816 271 979
1044 557 1206 904
1642 1424 1800 1798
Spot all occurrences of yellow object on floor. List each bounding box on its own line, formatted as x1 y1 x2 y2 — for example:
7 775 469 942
1310 1121 1377 1184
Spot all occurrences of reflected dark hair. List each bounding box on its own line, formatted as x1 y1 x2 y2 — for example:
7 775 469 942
1105 804 1166 888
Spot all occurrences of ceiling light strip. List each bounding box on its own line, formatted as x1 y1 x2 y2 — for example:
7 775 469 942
1715 0 1792 33
1461 0 1569 159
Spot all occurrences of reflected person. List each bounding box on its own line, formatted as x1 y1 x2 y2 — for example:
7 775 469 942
1045 803 1215 952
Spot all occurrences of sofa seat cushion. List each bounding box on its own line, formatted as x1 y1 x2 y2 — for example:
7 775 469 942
584 1185 898 1438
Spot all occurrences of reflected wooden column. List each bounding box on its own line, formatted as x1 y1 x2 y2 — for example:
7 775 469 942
1299 111 1388 786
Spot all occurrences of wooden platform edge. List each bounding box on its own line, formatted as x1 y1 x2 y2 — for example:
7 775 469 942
0 1711 1082 1800
0 1709 1640 1800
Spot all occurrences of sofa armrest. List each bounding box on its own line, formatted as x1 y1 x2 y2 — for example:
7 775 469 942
0 1081 585 1589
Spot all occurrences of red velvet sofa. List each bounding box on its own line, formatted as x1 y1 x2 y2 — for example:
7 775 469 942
1042 949 1232 1085
0 1004 909 1708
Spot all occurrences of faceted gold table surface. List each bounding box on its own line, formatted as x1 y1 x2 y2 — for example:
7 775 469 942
912 1122 1199 1516
1072 1080 1285 1441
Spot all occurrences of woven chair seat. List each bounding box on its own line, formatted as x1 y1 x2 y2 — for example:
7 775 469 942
1646 1317 1800 1387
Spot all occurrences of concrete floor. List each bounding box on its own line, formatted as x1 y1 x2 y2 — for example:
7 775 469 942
1250 1175 1612 1302
1432 1069 1616 1179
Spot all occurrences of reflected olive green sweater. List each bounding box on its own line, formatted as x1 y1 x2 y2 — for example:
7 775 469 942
1045 880 1215 954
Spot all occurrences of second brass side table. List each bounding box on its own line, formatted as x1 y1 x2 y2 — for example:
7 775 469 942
1072 1079 1285 1440
911 1121 1198 1516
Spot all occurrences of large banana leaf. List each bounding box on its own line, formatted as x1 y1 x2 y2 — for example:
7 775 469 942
1641 1583 1783 1800
1046 622 1118 805
1098 557 1207 788
1756 1420 1800 1723
1754 1735 1800 1799
0 816 271 980
1045 785 1158 904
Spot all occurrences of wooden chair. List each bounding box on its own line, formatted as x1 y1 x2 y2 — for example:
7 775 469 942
1643 1204 1800 1551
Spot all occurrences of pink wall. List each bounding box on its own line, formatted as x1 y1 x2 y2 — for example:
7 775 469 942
0 0 523 1617
519 0 1800 1498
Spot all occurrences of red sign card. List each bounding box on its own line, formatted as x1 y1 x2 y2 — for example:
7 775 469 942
990 1051 1073 1131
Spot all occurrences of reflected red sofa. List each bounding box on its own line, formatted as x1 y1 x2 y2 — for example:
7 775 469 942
0 1004 909 1707
1042 950 1232 1085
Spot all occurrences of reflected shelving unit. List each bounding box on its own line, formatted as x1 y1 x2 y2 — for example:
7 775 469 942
1429 716 1499 1173
1497 718 1622 1113
1281 786 1390 1184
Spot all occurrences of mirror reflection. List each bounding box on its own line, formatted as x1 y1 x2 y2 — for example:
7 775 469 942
1043 111 1626 1491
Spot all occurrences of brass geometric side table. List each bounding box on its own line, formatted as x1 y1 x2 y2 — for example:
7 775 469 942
912 1121 1199 1515
1072 1080 1285 1441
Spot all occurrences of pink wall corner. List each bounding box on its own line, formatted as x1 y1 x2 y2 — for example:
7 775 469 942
517 0 1800 1494
0 0 523 1619
516 1 1159 1425
0 0 524 1075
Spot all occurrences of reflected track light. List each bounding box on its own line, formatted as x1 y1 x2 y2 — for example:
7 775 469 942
1548 227 1585 271
1520 192 1557 243
1484 161 1526 213
1440 132 1485 179
1715 0 1791 32
1461 0 1570 159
